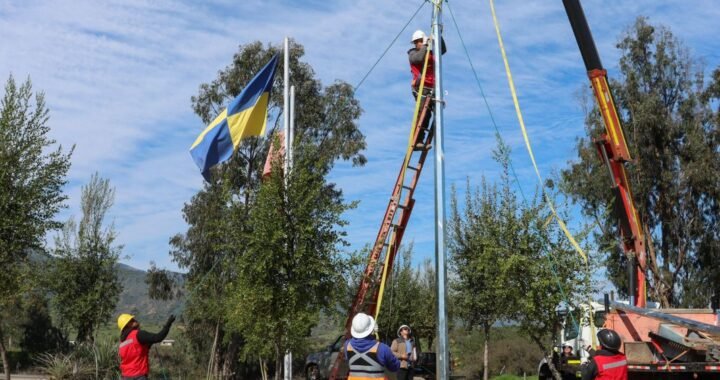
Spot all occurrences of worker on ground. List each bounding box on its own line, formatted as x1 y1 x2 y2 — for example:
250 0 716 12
344 313 400 379
559 344 579 380
391 324 420 380
581 329 628 380
407 29 446 151
117 313 176 380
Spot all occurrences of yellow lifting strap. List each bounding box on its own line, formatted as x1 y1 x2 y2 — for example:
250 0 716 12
374 13 437 322
488 0 587 264
489 0 598 348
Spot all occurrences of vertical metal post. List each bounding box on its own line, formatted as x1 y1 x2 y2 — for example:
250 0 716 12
432 2 449 379
282 37 293 380
284 37 290 174
289 85 295 170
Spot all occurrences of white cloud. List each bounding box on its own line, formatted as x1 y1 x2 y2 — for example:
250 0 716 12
1 0 718 273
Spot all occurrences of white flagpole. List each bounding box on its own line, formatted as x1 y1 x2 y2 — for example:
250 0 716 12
282 37 293 380
432 1 450 379
284 37 290 174
289 85 295 170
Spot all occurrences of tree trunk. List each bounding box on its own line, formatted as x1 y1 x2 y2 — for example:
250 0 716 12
274 342 283 380
0 327 10 380
483 323 490 380
546 354 563 380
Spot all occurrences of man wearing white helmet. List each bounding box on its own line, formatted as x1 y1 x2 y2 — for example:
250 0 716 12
407 29 446 151
344 313 400 379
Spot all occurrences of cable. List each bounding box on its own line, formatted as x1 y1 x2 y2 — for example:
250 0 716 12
354 1 428 91
446 0 528 203
447 0 587 338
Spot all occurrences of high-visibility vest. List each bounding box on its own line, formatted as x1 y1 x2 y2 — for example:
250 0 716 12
409 50 436 88
119 329 150 377
347 341 387 380
593 353 628 380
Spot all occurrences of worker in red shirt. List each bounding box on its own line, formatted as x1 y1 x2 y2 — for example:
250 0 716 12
407 29 446 151
581 329 628 380
117 313 176 380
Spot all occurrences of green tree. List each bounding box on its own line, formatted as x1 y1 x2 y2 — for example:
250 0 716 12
449 179 518 380
226 142 351 380
172 40 365 379
376 247 436 350
50 173 123 343
561 18 720 307
450 141 590 380
0 76 72 380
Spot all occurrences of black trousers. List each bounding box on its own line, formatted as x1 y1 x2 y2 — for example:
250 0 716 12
397 367 414 380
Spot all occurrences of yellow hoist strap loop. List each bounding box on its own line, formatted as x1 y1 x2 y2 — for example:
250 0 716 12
488 0 587 264
375 10 438 322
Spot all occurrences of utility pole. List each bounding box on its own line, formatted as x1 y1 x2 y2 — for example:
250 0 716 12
432 1 450 379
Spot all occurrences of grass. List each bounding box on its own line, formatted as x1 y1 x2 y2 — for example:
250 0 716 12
491 375 539 380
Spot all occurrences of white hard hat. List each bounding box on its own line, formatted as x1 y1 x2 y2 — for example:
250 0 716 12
411 30 427 43
351 313 377 338
397 324 412 337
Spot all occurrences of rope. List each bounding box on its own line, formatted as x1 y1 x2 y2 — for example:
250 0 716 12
488 0 587 264
354 1 428 91
487 0 597 347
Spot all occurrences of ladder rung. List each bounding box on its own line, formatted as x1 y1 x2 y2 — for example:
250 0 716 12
402 185 413 191
398 203 411 210
407 165 419 171
390 224 404 229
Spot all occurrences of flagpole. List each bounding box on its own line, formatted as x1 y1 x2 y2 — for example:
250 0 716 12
282 36 293 380
289 85 295 170
432 1 450 379
284 37 290 174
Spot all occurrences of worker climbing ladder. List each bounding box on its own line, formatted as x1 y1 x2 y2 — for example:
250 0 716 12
328 93 435 380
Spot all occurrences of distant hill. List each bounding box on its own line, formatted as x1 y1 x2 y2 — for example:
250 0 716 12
114 263 185 324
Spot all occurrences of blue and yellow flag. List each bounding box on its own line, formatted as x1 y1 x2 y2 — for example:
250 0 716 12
190 54 279 179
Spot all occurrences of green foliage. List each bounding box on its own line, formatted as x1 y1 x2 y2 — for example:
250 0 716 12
452 327 541 378
449 140 591 379
0 75 72 379
20 291 68 355
145 261 183 301
50 173 123 342
225 141 352 366
561 18 720 307
173 39 366 378
376 246 436 348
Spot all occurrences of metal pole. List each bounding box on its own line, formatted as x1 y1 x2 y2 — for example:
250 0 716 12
282 37 293 380
432 2 449 379
289 85 295 170
284 37 290 174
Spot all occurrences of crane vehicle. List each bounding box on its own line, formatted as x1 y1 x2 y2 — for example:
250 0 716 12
537 1 720 379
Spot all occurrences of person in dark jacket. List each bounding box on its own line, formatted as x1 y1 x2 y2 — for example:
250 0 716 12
117 313 176 380
344 313 400 379
407 29 447 151
581 329 628 380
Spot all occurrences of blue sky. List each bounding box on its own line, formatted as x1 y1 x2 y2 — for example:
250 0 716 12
1 0 719 273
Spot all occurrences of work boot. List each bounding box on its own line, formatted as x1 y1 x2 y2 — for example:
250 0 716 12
413 143 432 151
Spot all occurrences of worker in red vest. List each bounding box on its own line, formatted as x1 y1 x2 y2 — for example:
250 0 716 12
407 29 446 151
581 329 628 380
117 313 175 380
